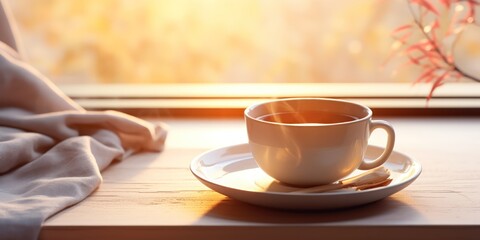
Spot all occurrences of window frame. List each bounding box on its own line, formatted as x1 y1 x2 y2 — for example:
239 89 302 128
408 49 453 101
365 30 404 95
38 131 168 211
59 82 480 117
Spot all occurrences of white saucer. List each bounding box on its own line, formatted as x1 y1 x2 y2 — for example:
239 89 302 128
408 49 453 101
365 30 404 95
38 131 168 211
190 143 421 210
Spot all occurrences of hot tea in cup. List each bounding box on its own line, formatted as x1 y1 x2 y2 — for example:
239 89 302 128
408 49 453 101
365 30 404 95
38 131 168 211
257 111 358 124
244 98 395 186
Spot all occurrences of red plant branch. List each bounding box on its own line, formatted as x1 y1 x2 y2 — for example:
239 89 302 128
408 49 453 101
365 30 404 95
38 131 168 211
394 0 480 99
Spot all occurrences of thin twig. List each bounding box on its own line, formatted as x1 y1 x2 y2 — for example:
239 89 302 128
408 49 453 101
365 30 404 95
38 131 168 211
406 0 480 82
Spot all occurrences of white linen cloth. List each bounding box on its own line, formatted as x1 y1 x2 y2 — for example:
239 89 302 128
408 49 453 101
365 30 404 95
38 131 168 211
0 43 167 239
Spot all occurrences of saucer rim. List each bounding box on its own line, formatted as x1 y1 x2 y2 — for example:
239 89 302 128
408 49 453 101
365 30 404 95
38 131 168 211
190 143 422 209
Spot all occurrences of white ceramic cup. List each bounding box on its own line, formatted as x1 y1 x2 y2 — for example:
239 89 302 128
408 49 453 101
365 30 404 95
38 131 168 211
244 98 395 186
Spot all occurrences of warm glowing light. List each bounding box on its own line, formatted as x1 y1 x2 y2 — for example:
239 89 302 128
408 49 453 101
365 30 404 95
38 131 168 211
455 5 464 12
8 0 420 84
391 41 402 50
423 25 432 33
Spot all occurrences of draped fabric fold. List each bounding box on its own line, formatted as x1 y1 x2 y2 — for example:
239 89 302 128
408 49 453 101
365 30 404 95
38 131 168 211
0 43 167 239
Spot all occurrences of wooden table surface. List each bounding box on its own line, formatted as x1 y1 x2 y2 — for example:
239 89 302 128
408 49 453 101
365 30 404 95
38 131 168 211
40 117 480 240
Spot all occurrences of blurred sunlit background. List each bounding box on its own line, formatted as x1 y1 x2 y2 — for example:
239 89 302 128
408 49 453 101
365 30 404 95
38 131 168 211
7 0 418 85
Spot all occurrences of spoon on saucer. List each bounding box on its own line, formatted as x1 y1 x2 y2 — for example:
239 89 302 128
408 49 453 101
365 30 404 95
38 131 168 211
255 166 391 193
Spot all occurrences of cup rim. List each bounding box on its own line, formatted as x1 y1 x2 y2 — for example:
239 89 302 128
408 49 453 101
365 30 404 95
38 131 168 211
244 98 372 126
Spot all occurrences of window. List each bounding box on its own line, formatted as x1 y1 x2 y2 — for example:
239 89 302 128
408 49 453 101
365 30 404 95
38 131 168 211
6 0 480 113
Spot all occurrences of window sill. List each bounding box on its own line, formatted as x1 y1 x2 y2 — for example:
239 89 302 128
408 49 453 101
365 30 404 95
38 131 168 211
59 82 480 117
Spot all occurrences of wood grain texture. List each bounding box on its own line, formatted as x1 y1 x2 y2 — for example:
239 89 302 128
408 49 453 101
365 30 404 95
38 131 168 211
40 117 480 240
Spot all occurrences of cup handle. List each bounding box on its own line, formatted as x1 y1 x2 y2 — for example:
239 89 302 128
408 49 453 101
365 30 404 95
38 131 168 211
358 120 395 170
